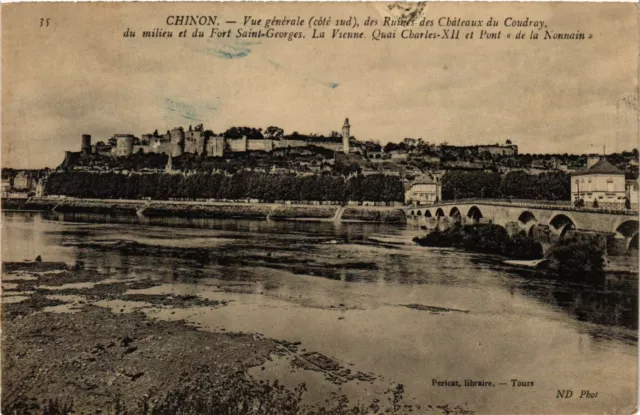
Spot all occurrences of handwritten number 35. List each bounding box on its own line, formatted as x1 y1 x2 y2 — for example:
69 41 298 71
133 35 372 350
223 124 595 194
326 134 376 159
39 18 50 27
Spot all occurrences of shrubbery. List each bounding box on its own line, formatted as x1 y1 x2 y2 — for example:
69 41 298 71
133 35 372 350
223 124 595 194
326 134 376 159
504 233 544 260
413 224 543 260
5 369 414 415
545 236 605 279
414 224 606 280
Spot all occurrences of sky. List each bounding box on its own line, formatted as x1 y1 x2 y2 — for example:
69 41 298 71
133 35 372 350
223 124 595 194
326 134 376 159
2 2 639 168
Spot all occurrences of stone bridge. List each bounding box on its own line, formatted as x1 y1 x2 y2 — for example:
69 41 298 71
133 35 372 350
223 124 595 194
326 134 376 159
403 199 639 254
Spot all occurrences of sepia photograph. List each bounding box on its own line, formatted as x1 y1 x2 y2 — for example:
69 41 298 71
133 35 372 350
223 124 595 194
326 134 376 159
1 2 638 414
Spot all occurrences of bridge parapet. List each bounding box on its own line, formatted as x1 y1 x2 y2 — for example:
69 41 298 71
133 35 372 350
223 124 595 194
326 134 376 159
404 198 638 216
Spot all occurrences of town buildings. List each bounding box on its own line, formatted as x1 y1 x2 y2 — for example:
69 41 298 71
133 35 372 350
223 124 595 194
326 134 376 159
405 174 442 206
13 171 34 190
1 171 43 198
477 142 518 157
571 157 627 207
1 179 12 198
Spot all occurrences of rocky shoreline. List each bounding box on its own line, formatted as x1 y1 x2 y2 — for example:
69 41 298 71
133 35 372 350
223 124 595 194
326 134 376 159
1 198 407 224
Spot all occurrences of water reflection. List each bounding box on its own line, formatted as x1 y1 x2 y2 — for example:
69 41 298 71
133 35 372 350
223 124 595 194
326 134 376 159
518 277 637 335
2 211 638 414
4 211 637 335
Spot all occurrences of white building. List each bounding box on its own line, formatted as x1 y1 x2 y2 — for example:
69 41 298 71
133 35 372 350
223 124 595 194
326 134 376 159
571 158 626 207
626 179 639 208
405 174 442 206
13 172 33 190
1 179 12 198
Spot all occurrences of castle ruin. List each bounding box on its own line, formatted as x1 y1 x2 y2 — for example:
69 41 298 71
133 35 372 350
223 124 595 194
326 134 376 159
76 119 352 158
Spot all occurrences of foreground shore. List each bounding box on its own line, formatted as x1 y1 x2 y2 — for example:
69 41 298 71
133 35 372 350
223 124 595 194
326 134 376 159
2 262 274 413
1 198 407 224
2 261 472 415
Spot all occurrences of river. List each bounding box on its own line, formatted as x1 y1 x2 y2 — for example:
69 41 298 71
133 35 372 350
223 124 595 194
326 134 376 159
2 211 637 414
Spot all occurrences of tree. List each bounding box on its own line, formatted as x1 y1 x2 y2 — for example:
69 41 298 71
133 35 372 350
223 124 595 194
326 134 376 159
224 127 264 140
546 236 605 279
264 126 284 140
441 171 501 200
501 171 531 198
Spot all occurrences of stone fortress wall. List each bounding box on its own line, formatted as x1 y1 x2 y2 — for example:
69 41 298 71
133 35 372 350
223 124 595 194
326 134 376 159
81 119 352 159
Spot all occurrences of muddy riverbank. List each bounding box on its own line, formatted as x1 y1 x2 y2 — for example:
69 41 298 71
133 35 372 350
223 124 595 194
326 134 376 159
1 262 269 413
2 261 452 415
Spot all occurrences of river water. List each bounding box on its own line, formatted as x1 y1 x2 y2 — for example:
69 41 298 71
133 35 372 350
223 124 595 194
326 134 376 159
2 211 637 414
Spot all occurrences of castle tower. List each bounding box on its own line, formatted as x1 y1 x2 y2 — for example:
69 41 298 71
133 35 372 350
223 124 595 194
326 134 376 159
114 134 134 157
170 127 185 157
81 134 92 154
342 118 350 154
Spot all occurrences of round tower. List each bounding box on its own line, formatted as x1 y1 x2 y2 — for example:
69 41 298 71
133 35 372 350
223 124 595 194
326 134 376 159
81 134 92 154
171 127 185 157
342 118 350 154
115 135 134 157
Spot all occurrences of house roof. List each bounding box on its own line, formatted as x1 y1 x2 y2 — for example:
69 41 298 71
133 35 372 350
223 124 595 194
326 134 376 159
571 159 624 176
412 175 437 185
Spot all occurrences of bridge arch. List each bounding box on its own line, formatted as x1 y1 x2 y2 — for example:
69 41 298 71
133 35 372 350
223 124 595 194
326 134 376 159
467 206 483 223
518 211 537 236
628 233 639 251
614 219 639 239
424 210 433 218
416 210 422 216
435 208 446 218
518 211 537 226
410 210 415 216
549 213 577 237
449 207 462 223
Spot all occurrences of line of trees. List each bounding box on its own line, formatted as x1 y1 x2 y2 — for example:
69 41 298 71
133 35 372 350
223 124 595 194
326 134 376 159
442 170 570 200
45 171 405 202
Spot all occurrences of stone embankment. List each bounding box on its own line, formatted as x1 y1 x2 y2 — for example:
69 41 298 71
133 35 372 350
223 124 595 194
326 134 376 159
1 198 407 224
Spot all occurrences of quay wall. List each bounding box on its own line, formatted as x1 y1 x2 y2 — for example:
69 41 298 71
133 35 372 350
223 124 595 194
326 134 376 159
1 197 406 224
342 207 407 223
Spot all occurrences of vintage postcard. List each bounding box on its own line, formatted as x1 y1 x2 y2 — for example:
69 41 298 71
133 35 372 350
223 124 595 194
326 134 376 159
1 2 638 414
